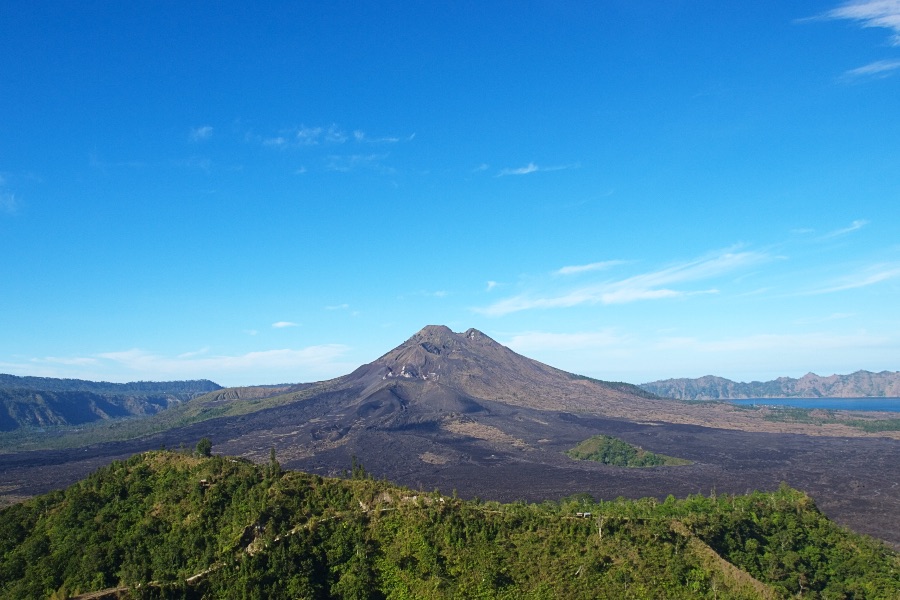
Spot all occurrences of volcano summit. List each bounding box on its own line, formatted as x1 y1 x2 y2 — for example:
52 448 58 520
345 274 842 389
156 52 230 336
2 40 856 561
1 325 899 547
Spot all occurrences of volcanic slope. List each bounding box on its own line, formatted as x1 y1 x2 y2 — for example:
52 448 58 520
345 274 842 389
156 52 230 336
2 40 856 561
326 324 664 417
2 325 900 548
202 324 742 464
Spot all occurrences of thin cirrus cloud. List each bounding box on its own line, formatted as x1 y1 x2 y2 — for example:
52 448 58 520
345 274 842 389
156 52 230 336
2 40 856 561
0 191 16 215
654 331 890 354
819 219 868 239
95 346 350 381
325 153 391 173
825 0 900 44
497 162 579 177
820 1 900 77
476 249 771 317
555 260 627 276
843 59 900 78
272 321 299 328
261 124 409 148
265 124 343 147
804 263 900 295
15 345 352 384
503 329 626 352
189 125 213 142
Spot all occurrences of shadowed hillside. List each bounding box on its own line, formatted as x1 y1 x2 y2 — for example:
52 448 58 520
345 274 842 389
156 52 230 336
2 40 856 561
0 376 221 432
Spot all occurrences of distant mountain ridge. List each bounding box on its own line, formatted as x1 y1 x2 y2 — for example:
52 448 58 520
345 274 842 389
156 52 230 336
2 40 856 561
640 370 900 400
0 374 220 395
0 374 221 431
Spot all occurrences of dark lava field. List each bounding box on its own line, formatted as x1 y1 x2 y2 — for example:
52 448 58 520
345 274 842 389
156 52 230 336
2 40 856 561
1 400 898 549
2 327 898 549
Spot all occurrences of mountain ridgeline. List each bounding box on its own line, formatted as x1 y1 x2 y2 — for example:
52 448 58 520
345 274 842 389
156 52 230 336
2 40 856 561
641 370 900 400
1 450 897 599
0 375 221 431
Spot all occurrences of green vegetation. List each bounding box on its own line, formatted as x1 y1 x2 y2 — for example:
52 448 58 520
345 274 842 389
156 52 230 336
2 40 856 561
2 451 896 599
0 381 320 454
196 437 213 457
740 405 900 433
566 435 692 467
0 375 221 395
846 417 900 432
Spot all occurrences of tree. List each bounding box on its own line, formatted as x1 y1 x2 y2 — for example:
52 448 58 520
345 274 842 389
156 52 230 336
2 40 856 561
196 437 212 457
269 447 282 479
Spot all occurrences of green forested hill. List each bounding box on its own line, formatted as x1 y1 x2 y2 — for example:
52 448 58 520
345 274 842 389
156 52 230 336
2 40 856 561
0 451 897 599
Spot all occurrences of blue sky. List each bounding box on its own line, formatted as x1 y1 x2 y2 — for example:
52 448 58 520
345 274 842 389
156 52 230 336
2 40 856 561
2 1 899 387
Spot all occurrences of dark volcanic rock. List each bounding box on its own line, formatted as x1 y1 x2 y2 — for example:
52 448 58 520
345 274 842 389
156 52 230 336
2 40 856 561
2 326 899 550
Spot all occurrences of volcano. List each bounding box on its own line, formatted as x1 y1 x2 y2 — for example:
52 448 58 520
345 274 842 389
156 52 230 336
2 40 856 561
309 324 662 424
2 325 900 548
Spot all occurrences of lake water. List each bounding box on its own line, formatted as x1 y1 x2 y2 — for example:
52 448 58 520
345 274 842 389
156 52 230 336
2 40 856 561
728 397 900 413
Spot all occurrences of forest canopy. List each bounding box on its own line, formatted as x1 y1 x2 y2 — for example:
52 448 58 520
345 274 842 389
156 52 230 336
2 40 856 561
0 451 897 599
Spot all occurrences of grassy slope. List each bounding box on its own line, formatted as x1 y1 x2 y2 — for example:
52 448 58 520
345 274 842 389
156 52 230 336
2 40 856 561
0 451 897 599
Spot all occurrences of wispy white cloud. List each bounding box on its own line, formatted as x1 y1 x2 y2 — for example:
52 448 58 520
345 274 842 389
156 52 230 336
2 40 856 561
325 303 350 311
655 331 889 354
497 162 579 177
486 280 499 292
0 190 17 215
499 162 539 176
325 153 391 173
806 263 900 294
4 344 352 385
825 0 900 44
476 248 771 316
95 346 349 382
843 58 900 78
272 321 299 328
37 356 100 366
264 124 411 147
325 124 348 144
820 219 869 239
296 126 324 145
189 125 213 142
177 347 210 359
504 329 626 352
555 260 626 276
353 130 403 144
263 136 289 147
793 312 856 325
259 124 344 148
